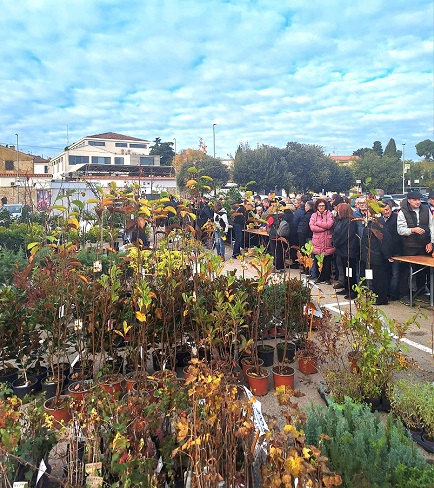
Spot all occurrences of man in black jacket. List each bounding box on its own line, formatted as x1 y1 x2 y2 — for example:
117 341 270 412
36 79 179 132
397 191 433 303
380 200 402 301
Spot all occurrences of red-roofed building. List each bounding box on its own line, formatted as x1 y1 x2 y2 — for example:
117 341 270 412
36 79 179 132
328 155 359 166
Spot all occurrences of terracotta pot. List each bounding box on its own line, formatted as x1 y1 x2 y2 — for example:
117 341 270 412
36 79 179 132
297 357 318 375
44 395 72 428
246 367 270 396
68 379 94 405
264 327 286 339
272 365 295 390
98 374 124 396
240 357 263 382
133 378 159 402
152 369 177 388
124 371 138 392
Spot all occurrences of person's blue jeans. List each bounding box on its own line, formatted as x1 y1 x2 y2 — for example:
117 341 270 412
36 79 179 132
232 223 243 257
214 231 225 257
387 259 400 299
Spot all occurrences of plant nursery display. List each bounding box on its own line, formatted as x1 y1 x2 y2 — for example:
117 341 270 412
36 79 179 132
0 182 432 487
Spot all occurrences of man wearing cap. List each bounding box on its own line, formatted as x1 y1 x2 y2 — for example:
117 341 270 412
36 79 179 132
397 191 433 303
428 191 434 217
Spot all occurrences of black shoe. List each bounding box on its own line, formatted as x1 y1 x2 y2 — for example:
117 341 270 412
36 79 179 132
333 282 345 290
336 290 347 295
344 293 357 300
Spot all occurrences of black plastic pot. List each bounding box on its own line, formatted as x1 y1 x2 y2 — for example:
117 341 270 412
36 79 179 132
175 348 192 368
28 365 48 392
257 344 275 367
42 375 65 399
276 342 296 363
0 366 19 385
11 375 38 399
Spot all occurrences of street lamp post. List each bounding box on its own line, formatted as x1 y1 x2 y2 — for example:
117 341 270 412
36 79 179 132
15 133 19 203
173 137 176 155
401 143 406 194
212 123 217 159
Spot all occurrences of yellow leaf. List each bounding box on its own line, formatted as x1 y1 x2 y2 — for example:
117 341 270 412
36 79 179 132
177 418 189 442
68 217 79 230
186 179 197 187
136 311 147 322
85 198 100 204
101 198 114 207
165 206 177 215
139 206 151 216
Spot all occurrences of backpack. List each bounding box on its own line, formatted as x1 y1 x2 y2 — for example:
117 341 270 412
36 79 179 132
277 219 290 238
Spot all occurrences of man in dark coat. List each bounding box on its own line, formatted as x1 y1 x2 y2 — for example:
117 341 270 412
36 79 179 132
380 200 402 301
397 191 433 303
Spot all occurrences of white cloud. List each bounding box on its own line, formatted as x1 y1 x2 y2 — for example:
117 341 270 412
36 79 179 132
0 0 432 163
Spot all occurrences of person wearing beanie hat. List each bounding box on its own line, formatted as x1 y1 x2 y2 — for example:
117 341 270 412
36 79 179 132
397 191 434 303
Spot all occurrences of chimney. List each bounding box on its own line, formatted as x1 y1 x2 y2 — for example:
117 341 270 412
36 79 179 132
10 145 15 151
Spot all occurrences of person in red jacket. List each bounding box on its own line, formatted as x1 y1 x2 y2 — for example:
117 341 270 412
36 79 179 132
309 198 335 284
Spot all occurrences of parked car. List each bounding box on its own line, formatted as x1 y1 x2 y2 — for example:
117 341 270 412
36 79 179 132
1 204 24 219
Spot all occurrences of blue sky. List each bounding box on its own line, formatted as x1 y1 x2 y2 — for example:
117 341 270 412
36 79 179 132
0 0 433 162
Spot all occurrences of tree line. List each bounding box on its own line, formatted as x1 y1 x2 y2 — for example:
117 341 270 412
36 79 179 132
150 137 434 195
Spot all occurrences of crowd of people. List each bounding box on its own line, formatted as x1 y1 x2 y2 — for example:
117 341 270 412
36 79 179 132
197 190 434 307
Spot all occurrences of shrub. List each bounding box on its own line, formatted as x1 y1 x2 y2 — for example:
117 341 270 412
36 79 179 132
304 397 426 487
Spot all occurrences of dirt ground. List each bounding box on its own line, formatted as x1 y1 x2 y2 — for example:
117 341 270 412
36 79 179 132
221 256 434 462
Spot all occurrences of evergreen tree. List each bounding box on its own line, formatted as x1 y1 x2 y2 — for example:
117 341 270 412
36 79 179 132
372 141 383 157
383 138 399 159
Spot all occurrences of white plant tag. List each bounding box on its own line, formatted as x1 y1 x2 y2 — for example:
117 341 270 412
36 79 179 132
36 458 47 484
13 483 28 488
71 354 80 368
345 267 353 277
93 260 102 272
58 305 65 318
365 269 373 280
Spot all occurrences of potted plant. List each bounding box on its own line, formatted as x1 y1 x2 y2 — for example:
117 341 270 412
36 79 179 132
244 249 274 396
389 378 424 433
0 285 21 384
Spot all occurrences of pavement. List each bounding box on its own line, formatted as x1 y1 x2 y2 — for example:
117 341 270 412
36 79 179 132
219 254 434 430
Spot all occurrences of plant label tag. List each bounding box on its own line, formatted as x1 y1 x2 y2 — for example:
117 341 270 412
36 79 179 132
345 267 353 277
58 305 65 318
93 260 102 273
140 346 143 359
74 319 83 331
71 354 80 368
36 458 47 484
156 456 163 474
86 476 103 487
365 269 373 280
85 462 102 475
13 483 28 488
107 319 114 330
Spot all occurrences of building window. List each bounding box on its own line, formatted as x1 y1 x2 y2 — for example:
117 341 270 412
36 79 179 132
115 143 128 147
114 157 124 165
130 143 148 149
44 166 49 174
5 160 14 170
92 156 111 165
140 156 154 165
69 155 89 165
88 141 106 146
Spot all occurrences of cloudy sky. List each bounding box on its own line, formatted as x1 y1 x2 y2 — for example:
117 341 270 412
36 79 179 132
0 0 433 162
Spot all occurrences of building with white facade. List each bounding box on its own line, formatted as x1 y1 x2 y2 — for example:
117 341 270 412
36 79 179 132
49 132 176 195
